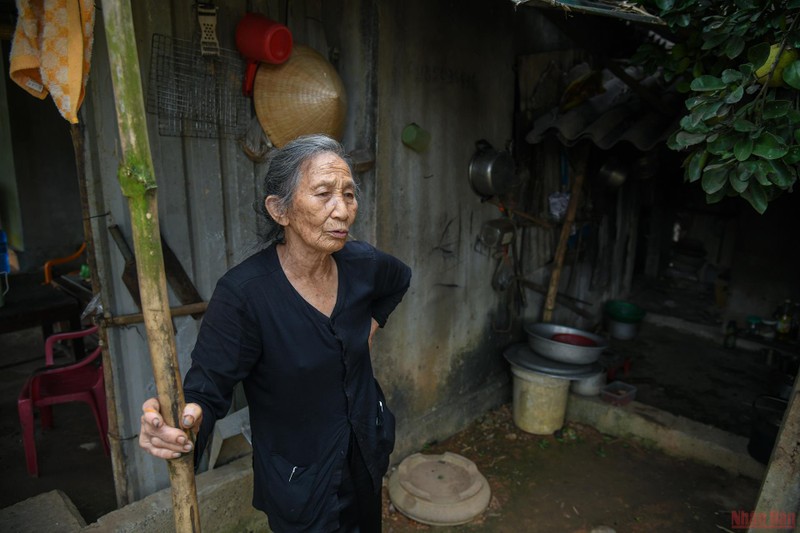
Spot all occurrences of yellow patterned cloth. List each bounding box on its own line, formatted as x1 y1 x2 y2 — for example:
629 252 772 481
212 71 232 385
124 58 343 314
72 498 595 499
9 0 95 124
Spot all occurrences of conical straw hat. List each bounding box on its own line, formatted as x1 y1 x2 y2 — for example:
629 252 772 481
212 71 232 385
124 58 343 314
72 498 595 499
253 45 347 148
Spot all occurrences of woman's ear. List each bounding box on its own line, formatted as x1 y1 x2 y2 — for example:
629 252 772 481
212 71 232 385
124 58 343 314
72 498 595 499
265 196 289 227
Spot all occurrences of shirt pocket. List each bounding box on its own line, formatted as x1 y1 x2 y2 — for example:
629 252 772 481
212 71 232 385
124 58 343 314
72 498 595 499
264 452 320 524
374 379 396 471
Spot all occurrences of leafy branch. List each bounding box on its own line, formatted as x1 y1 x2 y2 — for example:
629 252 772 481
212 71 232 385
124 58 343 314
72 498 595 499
631 0 800 213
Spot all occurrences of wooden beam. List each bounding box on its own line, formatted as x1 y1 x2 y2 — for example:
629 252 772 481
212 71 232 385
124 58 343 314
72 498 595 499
748 382 800 532
102 302 208 327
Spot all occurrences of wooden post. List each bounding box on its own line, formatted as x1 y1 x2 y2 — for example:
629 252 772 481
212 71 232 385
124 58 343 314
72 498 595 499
748 383 800 532
70 123 130 506
100 1 201 531
542 147 587 323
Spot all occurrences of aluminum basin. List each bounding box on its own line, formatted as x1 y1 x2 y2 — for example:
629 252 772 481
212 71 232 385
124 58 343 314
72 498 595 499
524 322 607 364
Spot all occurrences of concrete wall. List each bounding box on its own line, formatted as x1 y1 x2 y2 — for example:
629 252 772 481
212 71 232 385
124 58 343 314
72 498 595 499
371 0 519 457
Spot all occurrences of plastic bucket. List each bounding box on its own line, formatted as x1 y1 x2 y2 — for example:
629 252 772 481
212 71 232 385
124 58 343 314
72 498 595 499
605 300 645 340
607 318 639 340
510 365 569 434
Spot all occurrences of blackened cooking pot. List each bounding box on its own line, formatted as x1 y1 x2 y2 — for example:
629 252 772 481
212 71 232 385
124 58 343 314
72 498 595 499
468 140 514 197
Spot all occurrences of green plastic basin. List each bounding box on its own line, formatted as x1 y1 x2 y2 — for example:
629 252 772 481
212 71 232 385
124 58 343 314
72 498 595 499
605 300 645 324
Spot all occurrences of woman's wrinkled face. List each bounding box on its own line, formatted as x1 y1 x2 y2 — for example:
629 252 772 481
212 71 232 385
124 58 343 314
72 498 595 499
274 153 358 254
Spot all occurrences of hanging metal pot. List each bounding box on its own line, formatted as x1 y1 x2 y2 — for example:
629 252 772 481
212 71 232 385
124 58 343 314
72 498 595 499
468 140 515 198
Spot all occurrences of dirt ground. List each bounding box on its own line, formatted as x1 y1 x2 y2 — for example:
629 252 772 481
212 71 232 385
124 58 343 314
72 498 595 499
381 404 759 533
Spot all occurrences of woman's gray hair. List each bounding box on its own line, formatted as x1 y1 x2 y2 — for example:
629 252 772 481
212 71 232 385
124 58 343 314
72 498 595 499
256 134 355 243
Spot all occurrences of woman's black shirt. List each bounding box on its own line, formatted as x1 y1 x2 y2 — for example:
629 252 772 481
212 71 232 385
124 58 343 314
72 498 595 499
183 240 411 531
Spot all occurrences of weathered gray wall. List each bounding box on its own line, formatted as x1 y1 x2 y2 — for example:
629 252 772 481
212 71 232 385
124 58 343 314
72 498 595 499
371 0 518 457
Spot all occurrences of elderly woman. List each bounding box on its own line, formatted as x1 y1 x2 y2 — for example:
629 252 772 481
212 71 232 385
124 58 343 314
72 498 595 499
139 134 412 532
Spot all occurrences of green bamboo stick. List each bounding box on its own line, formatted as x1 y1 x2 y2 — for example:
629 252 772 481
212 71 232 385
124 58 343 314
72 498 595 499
100 1 201 531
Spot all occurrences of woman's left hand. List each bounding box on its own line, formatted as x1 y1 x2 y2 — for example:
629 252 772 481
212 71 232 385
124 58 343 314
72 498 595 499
369 318 380 348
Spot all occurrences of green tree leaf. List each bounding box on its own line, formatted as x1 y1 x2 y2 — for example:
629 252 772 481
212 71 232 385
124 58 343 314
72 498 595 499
736 161 755 181
754 160 772 186
729 172 749 193
686 150 708 182
741 181 768 214
763 100 791 119
706 187 728 204
691 75 726 91
787 146 800 165
725 86 744 104
752 132 789 159
703 32 730 51
708 133 737 155
747 42 770 67
782 60 800 89
734 137 754 160
675 131 707 148
724 37 746 59
655 0 675 10
767 159 797 188
685 95 707 110
702 164 730 194
734 118 757 132
721 69 744 83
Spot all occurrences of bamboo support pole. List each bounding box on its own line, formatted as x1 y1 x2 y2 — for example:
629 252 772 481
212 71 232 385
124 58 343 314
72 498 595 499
542 151 587 323
100 1 200 531
70 123 129 507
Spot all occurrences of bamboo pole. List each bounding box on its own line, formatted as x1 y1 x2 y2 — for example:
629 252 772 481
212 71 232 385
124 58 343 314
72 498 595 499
542 149 587 323
100 2 200 531
70 123 129 506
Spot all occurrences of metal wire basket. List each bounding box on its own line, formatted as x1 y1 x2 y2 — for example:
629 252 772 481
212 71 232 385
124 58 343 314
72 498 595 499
146 33 251 138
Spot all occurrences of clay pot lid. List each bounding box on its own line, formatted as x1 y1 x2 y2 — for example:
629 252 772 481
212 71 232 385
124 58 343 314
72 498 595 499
252 44 347 147
388 452 491 526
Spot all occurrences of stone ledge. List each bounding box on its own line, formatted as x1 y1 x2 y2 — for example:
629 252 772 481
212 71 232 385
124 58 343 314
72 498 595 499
0 489 86 533
566 393 766 480
84 455 269 532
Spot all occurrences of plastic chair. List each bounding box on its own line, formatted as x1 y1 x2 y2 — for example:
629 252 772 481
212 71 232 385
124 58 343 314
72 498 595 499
43 242 86 285
17 325 108 477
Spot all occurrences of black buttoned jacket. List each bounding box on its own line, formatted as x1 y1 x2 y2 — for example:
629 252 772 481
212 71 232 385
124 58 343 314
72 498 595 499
183 241 411 531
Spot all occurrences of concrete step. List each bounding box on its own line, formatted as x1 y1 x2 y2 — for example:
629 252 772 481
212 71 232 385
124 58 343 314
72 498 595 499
0 490 86 533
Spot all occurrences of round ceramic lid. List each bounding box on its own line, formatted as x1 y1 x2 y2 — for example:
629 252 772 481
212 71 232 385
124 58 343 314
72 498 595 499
504 342 602 379
388 452 491 526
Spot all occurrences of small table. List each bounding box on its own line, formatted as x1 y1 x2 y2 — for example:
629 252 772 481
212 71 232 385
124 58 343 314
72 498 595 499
0 274 84 359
